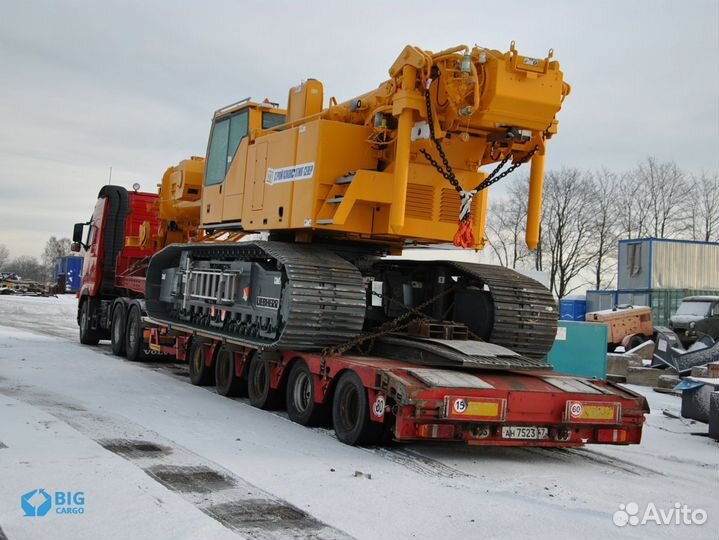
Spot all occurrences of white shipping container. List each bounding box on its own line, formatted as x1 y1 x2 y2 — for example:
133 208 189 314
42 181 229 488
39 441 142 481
618 238 719 290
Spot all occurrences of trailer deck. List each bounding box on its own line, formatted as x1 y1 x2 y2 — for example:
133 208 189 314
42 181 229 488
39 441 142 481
145 318 648 447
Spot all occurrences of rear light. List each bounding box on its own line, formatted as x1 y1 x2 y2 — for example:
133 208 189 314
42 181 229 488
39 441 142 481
596 429 627 443
417 424 455 439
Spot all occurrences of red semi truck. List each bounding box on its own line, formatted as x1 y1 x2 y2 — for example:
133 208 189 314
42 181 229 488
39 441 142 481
73 185 161 359
72 181 648 447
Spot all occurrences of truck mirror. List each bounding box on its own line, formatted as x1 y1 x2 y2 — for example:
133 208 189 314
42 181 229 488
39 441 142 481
72 223 84 244
70 242 82 253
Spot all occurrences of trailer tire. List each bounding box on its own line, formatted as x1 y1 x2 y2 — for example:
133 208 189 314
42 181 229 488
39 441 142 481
110 305 127 356
215 346 245 396
247 352 282 410
79 299 100 345
125 306 146 362
188 341 215 386
332 371 383 446
286 361 327 426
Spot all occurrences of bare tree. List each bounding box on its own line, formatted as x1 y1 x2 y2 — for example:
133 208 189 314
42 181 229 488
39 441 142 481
485 178 530 269
0 244 8 270
685 171 719 242
41 236 72 279
540 168 598 298
616 171 649 239
635 157 687 238
42 236 72 267
588 169 620 289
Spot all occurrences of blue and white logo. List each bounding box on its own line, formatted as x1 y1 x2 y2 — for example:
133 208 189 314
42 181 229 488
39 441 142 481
21 489 86 517
21 489 52 517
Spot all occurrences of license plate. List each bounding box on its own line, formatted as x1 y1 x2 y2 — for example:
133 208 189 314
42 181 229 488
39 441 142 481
501 426 549 440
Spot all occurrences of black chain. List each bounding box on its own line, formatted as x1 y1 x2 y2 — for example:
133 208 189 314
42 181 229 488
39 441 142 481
322 285 458 359
471 146 537 193
419 80 463 194
418 79 537 214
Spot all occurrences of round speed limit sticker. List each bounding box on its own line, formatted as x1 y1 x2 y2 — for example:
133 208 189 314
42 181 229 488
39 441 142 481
372 395 386 418
569 402 583 417
453 398 468 414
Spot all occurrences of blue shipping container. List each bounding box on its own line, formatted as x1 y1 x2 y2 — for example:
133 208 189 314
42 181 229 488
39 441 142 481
55 256 83 293
559 298 587 321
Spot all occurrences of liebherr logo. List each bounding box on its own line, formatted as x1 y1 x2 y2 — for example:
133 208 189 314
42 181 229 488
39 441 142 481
256 296 280 309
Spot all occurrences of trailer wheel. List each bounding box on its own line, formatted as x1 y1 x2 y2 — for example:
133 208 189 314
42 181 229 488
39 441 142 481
247 352 282 410
125 306 146 362
215 346 245 396
286 361 327 426
188 341 215 386
332 371 383 446
79 299 100 345
110 305 126 356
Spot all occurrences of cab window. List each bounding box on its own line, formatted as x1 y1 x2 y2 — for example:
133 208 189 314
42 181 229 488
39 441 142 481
262 111 286 130
205 110 249 186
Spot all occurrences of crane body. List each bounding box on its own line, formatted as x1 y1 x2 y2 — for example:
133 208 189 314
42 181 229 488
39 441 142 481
146 43 570 356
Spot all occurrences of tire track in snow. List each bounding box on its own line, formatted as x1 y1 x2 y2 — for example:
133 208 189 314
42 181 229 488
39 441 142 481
524 447 664 477
369 447 474 479
0 382 353 540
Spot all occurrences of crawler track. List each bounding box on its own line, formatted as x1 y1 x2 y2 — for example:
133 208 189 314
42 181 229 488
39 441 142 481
448 262 558 360
146 241 366 351
147 242 558 363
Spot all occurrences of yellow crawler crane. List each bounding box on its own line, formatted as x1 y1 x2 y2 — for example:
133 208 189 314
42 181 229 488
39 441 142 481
146 42 570 361
201 42 569 249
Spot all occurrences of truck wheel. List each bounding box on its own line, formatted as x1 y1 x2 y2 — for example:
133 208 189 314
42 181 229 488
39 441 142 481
188 341 215 386
215 346 245 396
247 352 282 409
286 361 326 426
110 305 126 356
332 371 382 446
125 306 146 362
79 299 100 345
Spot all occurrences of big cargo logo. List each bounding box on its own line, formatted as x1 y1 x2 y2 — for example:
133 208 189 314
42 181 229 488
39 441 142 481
21 489 86 517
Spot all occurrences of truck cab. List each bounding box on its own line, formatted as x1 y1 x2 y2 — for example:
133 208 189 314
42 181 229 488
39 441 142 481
72 186 159 344
670 296 719 347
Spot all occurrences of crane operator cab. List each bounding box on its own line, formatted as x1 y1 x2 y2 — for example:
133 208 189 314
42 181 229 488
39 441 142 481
202 97 288 225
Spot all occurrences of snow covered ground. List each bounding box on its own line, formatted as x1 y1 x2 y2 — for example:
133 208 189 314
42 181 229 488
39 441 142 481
0 295 717 540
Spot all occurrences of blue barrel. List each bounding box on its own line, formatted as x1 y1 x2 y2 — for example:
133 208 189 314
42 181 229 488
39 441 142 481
559 298 587 321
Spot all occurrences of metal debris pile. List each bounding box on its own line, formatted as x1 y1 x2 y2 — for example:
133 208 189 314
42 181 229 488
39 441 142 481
0 272 51 296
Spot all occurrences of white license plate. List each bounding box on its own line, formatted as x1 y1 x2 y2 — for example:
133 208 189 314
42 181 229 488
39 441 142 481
501 426 549 440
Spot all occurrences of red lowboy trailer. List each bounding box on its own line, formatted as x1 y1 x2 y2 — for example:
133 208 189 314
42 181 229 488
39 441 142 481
74 183 648 447
145 320 647 446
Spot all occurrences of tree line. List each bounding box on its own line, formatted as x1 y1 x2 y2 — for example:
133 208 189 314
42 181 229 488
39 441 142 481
0 237 72 283
485 156 719 298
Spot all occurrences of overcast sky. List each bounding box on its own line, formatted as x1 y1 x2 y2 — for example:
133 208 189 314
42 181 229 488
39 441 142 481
1 0 717 259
